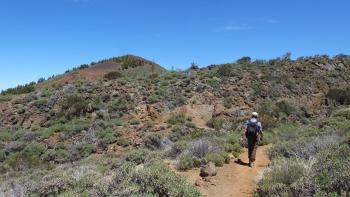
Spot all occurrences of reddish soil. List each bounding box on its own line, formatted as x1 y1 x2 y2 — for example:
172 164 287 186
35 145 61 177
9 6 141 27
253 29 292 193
180 145 271 197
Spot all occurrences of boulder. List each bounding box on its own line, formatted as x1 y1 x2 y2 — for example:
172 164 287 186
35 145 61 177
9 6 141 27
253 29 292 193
200 162 217 177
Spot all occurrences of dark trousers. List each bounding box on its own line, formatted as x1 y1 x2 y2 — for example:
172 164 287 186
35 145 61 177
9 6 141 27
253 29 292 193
247 137 259 162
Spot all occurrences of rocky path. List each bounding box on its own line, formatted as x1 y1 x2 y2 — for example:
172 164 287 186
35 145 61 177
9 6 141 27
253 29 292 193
180 145 271 197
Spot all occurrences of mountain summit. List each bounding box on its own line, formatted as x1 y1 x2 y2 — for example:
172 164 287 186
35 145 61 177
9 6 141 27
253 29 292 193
37 55 166 89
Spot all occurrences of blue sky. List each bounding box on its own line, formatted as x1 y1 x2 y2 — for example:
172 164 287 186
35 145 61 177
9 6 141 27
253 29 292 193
1 0 350 90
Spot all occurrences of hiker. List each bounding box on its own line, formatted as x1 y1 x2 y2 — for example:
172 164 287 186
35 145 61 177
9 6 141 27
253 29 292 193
244 112 263 167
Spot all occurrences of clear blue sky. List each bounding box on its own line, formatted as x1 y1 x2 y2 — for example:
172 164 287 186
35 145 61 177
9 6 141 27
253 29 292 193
1 0 350 91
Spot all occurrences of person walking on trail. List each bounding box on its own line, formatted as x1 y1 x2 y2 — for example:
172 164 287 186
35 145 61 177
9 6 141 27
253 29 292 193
244 112 263 167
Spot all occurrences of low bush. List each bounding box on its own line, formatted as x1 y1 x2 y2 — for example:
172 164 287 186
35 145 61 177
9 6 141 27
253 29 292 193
257 158 310 196
129 118 140 125
144 120 154 129
104 71 123 80
217 64 234 77
116 138 131 147
23 143 46 157
148 94 159 104
169 125 192 142
223 97 233 109
62 94 90 118
204 152 228 167
326 87 350 105
101 132 118 144
167 114 187 125
109 98 129 116
33 173 74 197
276 100 296 116
187 138 219 158
98 128 121 144
0 149 6 162
144 133 162 150
131 162 201 196
312 144 350 195
333 107 350 119
4 153 44 171
82 144 97 157
0 129 17 141
0 94 12 102
207 117 225 130
125 149 149 165
259 144 350 197
110 119 123 126
168 141 188 158
269 133 342 160
41 149 69 163
176 154 194 171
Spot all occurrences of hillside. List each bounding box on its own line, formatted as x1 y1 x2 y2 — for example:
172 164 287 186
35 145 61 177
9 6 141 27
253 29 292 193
36 55 166 90
0 54 350 196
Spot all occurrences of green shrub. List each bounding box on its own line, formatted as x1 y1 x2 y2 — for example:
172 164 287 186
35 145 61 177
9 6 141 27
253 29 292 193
0 129 16 141
207 79 220 88
257 102 279 129
62 119 92 136
217 64 234 77
333 108 350 119
223 97 233 109
99 128 121 144
144 120 154 129
207 117 225 130
125 149 149 165
116 138 131 147
169 126 190 142
131 162 201 196
144 133 162 150
41 149 69 163
326 87 350 105
62 94 90 118
23 143 46 157
4 153 44 171
110 119 123 126
204 152 226 167
0 149 6 162
82 144 97 157
257 158 309 196
276 100 296 116
148 94 159 104
0 94 12 102
168 141 188 158
167 114 187 125
109 98 129 115
101 132 118 144
129 118 141 125
177 154 194 171
269 133 342 160
219 152 230 163
312 145 350 194
104 71 123 80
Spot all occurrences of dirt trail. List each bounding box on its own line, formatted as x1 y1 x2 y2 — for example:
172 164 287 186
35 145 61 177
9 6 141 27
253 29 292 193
180 145 271 197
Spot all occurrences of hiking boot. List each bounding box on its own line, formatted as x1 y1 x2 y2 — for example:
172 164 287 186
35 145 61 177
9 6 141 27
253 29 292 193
249 162 254 167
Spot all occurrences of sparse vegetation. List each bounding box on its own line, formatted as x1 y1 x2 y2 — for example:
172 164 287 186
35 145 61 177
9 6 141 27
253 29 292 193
104 71 123 80
1 54 350 196
207 117 225 130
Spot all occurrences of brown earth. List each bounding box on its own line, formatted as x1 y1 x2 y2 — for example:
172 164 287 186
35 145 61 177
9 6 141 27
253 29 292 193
179 145 271 197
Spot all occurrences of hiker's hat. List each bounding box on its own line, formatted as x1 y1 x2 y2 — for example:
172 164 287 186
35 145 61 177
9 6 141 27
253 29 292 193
252 112 258 117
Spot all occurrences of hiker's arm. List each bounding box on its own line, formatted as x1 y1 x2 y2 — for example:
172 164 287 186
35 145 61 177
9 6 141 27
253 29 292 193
243 121 248 136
